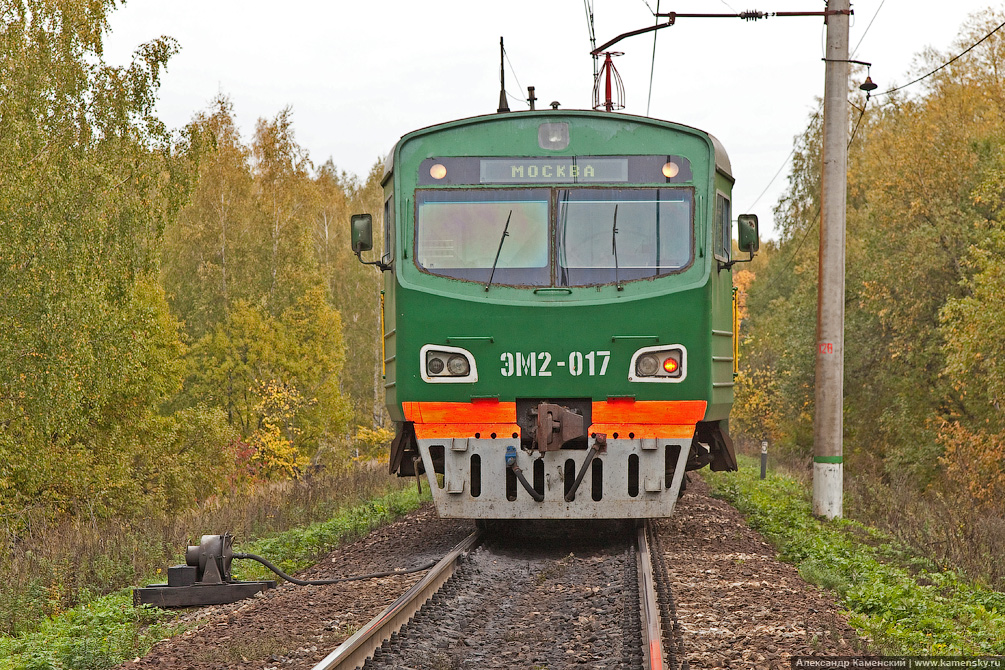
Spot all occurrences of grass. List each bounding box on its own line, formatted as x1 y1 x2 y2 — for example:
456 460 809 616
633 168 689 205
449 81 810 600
733 438 1005 593
0 595 178 670
0 475 431 670
703 455 1005 655
846 472 1005 593
231 485 430 582
0 467 409 638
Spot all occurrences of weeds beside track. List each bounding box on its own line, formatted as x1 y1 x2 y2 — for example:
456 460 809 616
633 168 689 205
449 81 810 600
704 455 1005 655
0 468 428 670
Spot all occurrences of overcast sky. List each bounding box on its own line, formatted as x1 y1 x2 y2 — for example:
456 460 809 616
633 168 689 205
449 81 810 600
104 1 1003 239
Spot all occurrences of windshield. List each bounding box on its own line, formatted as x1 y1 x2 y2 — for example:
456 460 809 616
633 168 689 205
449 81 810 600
415 189 550 285
414 187 692 287
557 189 692 286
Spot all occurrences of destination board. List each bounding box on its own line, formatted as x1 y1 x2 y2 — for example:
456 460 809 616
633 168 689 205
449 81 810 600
417 155 692 186
479 158 629 184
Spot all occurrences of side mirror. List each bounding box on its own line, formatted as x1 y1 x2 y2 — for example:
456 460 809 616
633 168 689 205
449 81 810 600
350 213 390 271
350 213 373 253
737 214 759 254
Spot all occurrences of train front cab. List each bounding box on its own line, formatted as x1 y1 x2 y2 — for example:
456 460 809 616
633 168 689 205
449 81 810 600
352 112 758 519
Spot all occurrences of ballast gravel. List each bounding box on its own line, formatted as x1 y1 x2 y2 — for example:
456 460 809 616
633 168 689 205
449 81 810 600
364 534 635 670
118 478 867 670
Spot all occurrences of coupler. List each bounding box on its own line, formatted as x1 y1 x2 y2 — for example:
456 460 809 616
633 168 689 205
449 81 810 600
133 534 275 608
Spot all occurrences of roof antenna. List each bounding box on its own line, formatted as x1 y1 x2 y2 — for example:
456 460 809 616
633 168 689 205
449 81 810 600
497 37 510 113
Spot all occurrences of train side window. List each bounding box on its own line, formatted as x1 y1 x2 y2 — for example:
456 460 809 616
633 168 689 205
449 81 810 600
383 194 394 265
714 193 731 263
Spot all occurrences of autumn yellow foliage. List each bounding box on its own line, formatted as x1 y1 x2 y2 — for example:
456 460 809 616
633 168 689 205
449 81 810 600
353 425 394 464
938 422 1005 508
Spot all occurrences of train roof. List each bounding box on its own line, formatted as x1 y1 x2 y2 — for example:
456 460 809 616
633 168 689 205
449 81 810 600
381 110 732 184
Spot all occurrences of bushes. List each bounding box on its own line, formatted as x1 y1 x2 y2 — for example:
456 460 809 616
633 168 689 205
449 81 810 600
182 290 352 479
0 10 393 666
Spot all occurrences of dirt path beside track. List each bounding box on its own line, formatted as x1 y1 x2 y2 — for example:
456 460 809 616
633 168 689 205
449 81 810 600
656 478 866 669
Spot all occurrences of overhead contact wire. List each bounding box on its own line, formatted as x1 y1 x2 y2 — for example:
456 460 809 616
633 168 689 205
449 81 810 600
848 98 869 149
584 0 598 78
744 146 795 213
875 18 1005 98
503 47 526 107
775 14 1005 281
851 0 886 57
647 0 661 116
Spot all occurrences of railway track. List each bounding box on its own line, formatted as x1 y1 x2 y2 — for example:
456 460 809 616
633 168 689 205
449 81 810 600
311 520 683 670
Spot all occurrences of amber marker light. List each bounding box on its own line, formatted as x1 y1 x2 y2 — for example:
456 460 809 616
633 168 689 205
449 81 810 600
662 161 680 179
429 163 447 180
662 357 679 374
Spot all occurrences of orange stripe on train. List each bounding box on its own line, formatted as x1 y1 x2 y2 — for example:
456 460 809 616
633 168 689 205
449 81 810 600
591 399 707 425
403 401 517 424
403 400 705 440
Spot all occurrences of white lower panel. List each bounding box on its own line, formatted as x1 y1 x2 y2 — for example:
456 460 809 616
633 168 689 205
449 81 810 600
417 437 691 519
812 462 843 519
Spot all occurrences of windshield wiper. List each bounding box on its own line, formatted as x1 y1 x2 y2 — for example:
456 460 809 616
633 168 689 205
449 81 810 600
611 204 623 291
485 209 513 292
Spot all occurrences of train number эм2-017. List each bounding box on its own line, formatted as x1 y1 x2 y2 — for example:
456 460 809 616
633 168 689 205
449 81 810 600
499 351 611 378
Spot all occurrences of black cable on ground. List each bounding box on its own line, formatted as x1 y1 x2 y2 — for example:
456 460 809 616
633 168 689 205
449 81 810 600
232 553 438 586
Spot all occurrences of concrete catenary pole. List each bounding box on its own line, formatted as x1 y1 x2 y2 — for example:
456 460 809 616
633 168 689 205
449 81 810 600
814 0 850 519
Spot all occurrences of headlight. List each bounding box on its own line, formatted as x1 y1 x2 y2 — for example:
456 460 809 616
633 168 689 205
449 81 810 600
628 345 687 383
636 354 660 377
447 355 469 376
421 345 478 383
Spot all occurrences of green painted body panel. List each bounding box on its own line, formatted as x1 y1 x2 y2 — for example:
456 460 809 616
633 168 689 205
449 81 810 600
381 111 734 421
708 171 738 420
389 282 719 405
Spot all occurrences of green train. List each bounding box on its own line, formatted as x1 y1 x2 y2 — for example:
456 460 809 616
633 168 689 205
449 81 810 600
351 109 758 519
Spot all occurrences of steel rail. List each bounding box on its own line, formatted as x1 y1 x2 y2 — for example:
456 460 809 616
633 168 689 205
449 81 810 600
311 530 483 670
638 521 666 670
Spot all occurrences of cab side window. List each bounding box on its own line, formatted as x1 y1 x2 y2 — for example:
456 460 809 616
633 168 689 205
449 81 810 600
714 193 731 263
383 194 394 265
